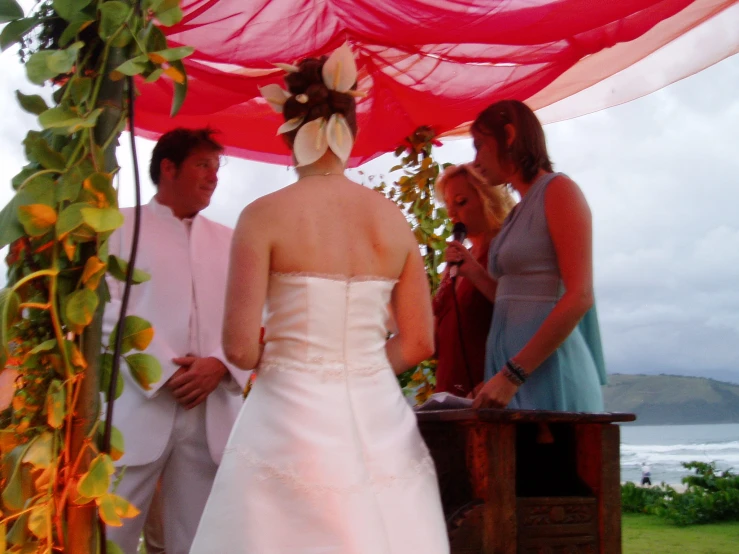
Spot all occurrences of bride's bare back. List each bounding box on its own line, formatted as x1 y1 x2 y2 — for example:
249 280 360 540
264 175 411 278
222 173 434 373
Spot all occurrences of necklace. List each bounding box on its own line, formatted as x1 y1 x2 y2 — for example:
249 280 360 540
296 171 344 180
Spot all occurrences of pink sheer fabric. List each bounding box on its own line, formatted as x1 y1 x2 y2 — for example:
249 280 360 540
133 0 739 165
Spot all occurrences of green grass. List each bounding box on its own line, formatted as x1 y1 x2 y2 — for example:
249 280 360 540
623 513 739 553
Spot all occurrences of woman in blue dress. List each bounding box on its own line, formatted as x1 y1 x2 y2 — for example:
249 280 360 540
445 100 606 412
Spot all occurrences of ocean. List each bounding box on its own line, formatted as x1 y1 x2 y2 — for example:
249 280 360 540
619 423 739 485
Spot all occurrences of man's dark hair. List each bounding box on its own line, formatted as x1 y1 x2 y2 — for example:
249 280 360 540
149 127 224 185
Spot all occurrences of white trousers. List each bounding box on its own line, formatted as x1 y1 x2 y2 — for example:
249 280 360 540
107 400 218 554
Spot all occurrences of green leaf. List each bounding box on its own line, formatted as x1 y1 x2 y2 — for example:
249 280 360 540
23 432 54 469
56 202 87 238
109 425 125 460
0 288 21 360
0 174 58 249
108 255 151 284
1 443 31 512
148 46 194 62
16 90 49 115
26 42 83 84
69 76 92 104
18 203 57 237
77 454 115 499
106 540 125 554
23 131 66 170
7 513 29 546
111 25 132 48
97 493 122 526
81 207 124 233
46 379 65 428
100 353 124 402
112 54 148 77
29 338 58 355
153 0 183 27
81 172 116 207
99 1 129 39
28 501 50 538
39 106 102 132
1 17 38 51
124 353 162 391
110 492 139 519
0 0 23 22
53 0 91 21
48 40 83 73
144 67 165 83
110 315 154 354
12 165 39 190
58 165 86 203
65 288 99 330
59 16 95 47
141 20 167 51
170 58 187 116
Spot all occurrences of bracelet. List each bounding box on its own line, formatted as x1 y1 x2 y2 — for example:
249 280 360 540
505 359 528 383
501 366 524 387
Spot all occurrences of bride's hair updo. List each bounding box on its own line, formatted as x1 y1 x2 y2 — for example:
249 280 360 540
281 57 358 148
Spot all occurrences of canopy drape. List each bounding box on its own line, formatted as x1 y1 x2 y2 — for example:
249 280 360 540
133 0 739 166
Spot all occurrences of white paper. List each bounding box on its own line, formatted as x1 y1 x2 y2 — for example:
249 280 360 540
414 392 474 411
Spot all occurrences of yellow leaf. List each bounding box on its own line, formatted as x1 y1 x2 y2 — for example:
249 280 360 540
109 70 125 81
163 65 185 84
63 236 76 261
97 494 122 527
45 380 65 429
11 394 24 412
18 204 57 237
111 493 140 519
0 429 19 454
28 502 50 539
77 454 114 499
414 382 433 406
109 425 125 462
148 52 167 64
34 466 51 491
67 342 88 370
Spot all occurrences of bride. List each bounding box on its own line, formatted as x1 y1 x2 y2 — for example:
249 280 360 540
189 45 450 553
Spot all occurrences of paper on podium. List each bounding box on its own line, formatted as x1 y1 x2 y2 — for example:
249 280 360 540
414 392 474 411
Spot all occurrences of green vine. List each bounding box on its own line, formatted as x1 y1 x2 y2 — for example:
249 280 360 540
373 126 453 405
0 0 192 551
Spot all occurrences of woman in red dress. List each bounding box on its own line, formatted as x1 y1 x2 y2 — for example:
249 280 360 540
433 164 515 396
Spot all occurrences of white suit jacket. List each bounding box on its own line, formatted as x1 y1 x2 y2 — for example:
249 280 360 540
102 199 249 467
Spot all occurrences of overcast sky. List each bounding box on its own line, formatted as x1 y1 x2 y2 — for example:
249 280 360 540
1 40 737 384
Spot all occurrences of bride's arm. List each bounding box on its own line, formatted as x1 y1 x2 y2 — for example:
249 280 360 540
386 241 435 375
222 202 271 370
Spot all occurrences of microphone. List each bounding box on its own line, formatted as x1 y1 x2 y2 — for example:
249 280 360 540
449 222 467 280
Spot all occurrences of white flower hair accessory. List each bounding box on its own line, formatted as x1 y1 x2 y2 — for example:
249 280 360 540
258 43 366 167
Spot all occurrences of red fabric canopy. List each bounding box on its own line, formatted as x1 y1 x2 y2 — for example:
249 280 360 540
133 0 739 166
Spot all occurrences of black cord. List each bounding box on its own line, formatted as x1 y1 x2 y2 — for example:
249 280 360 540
451 276 475 395
99 74 143 554
102 75 142 453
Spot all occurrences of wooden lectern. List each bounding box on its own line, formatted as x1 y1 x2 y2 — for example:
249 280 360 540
417 409 636 554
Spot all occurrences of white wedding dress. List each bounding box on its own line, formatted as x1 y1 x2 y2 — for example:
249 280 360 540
190 273 450 553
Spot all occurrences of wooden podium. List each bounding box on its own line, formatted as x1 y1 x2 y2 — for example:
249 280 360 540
417 409 636 554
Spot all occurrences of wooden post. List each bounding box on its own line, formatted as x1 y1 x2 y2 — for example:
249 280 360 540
483 423 516 554
576 423 622 553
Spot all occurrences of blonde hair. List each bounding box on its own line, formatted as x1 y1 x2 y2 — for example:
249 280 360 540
435 163 516 233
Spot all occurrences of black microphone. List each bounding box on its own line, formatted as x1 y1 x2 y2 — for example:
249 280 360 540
449 222 467 280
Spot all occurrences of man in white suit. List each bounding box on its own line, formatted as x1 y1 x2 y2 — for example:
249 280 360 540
103 128 249 554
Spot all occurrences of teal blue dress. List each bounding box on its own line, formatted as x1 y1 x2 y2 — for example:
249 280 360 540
485 172 606 412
